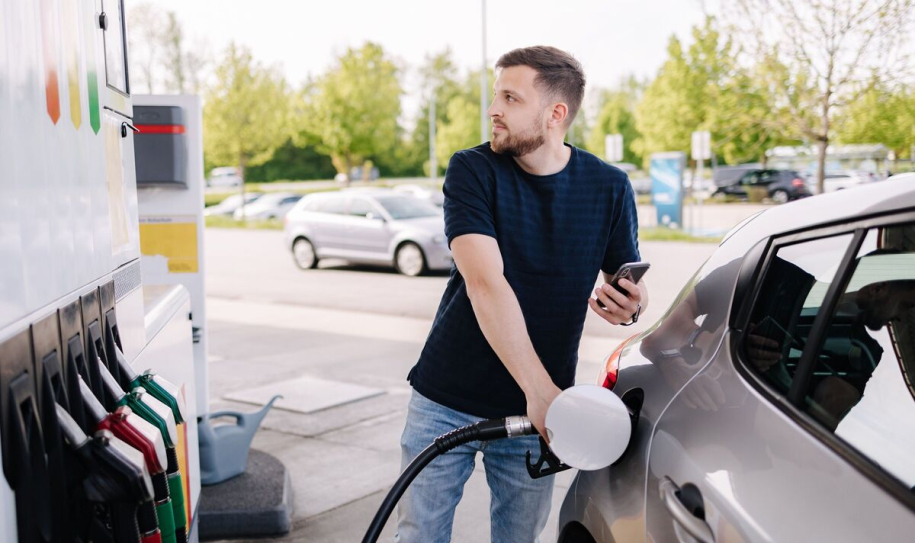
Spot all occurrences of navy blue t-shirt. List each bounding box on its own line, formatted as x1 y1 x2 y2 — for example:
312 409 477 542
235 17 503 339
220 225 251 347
408 142 640 418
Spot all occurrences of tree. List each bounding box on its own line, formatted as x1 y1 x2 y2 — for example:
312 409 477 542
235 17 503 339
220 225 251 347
726 0 914 192
303 43 403 176
634 16 805 167
162 12 186 93
586 77 644 164
632 36 699 165
406 49 464 177
436 96 481 167
204 43 292 217
432 68 495 169
126 2 210 94
837 82 915 160
126 2 165 94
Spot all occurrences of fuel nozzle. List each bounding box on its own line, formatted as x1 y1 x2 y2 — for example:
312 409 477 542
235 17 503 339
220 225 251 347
56 404 157 543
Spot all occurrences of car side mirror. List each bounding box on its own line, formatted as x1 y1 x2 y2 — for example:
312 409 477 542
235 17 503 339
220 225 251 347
366 212 385 222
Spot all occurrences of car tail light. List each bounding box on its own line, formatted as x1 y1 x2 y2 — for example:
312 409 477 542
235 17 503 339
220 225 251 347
792 178 804 187
599 334 639 390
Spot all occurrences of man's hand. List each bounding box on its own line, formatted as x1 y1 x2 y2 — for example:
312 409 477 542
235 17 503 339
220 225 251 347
745 323 782 372
589 278 644 325
526 381 562 442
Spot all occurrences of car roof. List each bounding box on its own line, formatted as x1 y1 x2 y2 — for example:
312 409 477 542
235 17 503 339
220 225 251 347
725 175 915 249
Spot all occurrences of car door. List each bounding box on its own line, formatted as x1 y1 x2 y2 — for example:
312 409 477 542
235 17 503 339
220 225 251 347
644 216 915 542
310 195 349 252
344 197 391 256
729 172 757 196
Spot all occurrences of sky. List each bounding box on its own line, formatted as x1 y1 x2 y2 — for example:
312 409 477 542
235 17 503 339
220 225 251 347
138 0 719 122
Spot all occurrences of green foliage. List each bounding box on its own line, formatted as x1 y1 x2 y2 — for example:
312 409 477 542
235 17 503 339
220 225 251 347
203 42 292 175
586 78 643 163
633 17 797 167
302 42 403 174
434 68 492 169
243 138 336 182
436 95 482 168
837 83 915 159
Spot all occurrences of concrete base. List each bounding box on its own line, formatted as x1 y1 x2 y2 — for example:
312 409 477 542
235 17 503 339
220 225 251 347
198 449 293 541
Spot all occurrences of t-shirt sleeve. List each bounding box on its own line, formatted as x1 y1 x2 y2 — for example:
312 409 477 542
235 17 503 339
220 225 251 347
601 179 641 274
443 153 496 247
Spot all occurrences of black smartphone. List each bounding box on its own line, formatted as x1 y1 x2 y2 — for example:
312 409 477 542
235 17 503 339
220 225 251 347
597 261 650 308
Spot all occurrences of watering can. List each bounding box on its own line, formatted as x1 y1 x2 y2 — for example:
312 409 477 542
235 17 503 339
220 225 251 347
198 395 282 485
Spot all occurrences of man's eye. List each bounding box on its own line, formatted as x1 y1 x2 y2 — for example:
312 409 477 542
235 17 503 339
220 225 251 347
506 95 515 102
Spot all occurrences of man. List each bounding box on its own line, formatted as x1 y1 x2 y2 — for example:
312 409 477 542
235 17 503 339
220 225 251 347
397 46 647 543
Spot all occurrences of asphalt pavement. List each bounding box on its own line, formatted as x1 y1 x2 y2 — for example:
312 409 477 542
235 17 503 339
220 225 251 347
203 204 764 542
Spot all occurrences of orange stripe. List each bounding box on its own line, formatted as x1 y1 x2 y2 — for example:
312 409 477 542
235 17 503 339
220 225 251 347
40 0 61 124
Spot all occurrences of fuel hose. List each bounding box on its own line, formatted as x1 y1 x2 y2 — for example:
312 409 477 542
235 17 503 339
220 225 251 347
361 416 533 543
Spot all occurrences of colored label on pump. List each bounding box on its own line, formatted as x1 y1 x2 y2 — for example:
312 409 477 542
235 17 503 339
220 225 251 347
40 0 61 123
139 218 199 273
62 0 82 129
177 422 191 525
82 0 100 133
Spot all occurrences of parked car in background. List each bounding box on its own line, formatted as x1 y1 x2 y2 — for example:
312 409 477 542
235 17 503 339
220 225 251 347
392 184 445 208
713 169 810 203
207 166 243 188
233 192 302 220
806 170 872 194
712 163 762 188
284 189 452 276
558 174 915 543
204 192 263 217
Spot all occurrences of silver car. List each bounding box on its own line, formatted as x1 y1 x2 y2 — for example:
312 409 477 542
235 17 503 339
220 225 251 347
233 192 302 221
284 189 452 276
559 174 915 542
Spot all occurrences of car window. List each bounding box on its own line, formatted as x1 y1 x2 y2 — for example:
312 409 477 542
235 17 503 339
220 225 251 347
740 172 760 185
349 198 376 217
742 234 855 395
319 197 348 215
374 195 440 220
802 224 915 488
280 196 301 205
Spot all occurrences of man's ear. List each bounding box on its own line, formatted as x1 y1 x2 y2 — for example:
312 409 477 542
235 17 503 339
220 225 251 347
548 102 569 128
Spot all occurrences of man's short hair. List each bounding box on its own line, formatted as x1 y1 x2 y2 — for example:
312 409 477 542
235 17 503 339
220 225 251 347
495 46 586 127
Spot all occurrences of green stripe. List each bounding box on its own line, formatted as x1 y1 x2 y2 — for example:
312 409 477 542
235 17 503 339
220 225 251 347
168 474 188 529
157 499 177 543
87 70 99 134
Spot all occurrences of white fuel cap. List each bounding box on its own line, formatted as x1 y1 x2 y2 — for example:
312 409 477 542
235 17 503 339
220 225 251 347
544 385 632 471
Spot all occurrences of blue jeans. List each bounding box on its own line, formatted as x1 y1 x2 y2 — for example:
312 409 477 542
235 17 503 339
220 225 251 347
395 390 554 543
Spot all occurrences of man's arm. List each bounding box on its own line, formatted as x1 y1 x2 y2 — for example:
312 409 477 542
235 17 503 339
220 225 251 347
451 234 561 437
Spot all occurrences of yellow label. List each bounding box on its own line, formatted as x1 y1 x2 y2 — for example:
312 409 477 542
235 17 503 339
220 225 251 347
139 221 199 273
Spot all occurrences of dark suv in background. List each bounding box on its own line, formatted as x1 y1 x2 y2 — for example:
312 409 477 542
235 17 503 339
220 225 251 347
714 169 811 203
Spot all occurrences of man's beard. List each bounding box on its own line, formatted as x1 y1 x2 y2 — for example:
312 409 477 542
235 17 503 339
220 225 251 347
491 113 546 157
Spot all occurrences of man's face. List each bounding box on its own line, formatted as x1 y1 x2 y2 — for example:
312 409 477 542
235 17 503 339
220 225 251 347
488 65 549 156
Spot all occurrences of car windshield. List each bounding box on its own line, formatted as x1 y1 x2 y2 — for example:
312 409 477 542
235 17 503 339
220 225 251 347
375 195 440 220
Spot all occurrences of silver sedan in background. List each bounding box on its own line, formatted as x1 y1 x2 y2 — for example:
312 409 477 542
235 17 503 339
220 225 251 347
284 188 452 276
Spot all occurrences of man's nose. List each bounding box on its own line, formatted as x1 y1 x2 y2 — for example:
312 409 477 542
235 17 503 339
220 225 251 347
487 101 500 119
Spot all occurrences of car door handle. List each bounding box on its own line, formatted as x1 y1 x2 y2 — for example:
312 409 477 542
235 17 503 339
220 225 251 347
659 477 715 543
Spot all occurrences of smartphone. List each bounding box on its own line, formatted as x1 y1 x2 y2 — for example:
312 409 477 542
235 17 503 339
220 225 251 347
597 261 650 308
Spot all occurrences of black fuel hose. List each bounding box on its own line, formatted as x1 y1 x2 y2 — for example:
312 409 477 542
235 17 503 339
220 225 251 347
362 416 533 543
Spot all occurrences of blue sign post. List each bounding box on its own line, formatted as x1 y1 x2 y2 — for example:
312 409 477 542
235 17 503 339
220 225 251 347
650 152 686 228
